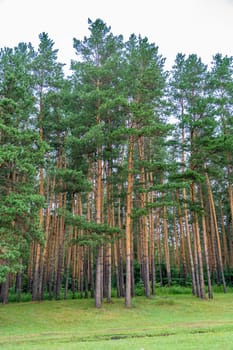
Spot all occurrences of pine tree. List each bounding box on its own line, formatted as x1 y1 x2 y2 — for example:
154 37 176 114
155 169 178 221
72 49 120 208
70 18 124 307
170 53 210 298
122 34 167 305
0 43 44 303
208 55 233 272
30 32 65 300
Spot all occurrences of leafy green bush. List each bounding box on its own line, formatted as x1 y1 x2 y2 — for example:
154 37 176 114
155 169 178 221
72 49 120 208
135 279 145 296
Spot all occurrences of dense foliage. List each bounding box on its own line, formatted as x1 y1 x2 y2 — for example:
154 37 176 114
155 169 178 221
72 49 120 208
0 19 233 306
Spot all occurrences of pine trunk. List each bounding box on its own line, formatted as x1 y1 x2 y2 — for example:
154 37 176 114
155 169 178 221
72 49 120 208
163 205 171 286
138 136 150 297
0 274 9 304
199 186 213 299
183 188 197 296
176 190 187 284
95 152 103 307
125 135 134 307
205 172 227 292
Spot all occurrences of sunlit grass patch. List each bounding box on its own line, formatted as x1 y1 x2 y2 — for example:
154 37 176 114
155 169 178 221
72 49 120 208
1 293 233 349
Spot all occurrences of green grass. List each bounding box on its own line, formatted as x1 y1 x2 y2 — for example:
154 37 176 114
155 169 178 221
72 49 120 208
1 292 233 349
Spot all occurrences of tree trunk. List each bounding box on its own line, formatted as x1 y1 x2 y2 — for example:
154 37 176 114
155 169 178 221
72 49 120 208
155 207 163 286
205 171 227 292
183 187 197 296
32 241 41 301
148 189 156 295
199 186 213 299
219 199 229 269
1 274 9 304
137 136 150 297
163 205 171 286
95 245 103 308
190 182 206 299
32 112 44 301
125 135 134 307
95 151 103 307
176 190 187 285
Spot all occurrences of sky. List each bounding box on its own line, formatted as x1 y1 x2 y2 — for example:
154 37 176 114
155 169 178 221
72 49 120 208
0 0 232 73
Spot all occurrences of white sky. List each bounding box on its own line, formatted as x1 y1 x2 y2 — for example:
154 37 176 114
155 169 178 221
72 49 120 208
0 0 232 72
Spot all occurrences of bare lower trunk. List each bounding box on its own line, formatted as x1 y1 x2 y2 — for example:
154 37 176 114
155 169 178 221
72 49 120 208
1 274 9 304
176 190 187 284
95 245 103 308
155 208 163 286
183 188 197 296
205 172 226 292
125 135 134 308
95 146 103 307
199 186 213 299
163 205 171 286
32 241 41 301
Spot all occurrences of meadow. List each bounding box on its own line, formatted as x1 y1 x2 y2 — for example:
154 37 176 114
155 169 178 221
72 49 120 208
1 288 233 349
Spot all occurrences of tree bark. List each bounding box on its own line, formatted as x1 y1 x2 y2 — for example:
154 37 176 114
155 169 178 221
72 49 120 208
125 135 134 307
205 171 227 292
163 205 171 286
199 186 213 299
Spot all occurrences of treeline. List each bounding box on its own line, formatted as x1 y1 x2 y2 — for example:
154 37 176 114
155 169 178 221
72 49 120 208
0 19 233 306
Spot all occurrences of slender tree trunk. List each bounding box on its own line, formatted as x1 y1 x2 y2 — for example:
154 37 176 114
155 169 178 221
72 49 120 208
105 163 114 303
181 127 196 293
148 189 156 295
95 85 104 307
138 136 150 297
194 213 206 299
147 143 156 295
27 244 34 293
199 186 213 299
16 271 22 303
176 190 187 285
219 199 229 268
119 239 125 297
163 205 171 286
172 207 180 270
32 241 41 301
83 248 89 298
190 182 206 299
95 152 103 307
95 245 103 308
226 155 233 237
183 188 197 296
64 226 72 299
155 207 163 286
205 171 227 292
209 204 219 282
32 104 44 301
125 135 134 307
192 219 201 298
114 183 125 297
86 160 95 298
76 193 84 297
39 175 55 300
71 197 78 298
226 158 233 268
0 274 9 304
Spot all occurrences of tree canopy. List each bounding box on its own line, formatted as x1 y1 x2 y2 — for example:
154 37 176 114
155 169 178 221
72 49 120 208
0 19 233 305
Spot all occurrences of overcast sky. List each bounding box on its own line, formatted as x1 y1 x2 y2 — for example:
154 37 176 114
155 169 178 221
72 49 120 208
0 0 232 72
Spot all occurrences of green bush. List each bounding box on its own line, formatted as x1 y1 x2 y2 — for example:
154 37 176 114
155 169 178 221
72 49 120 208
135 279 145 296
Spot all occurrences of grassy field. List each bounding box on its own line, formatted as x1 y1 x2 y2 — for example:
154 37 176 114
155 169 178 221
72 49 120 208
1 291 233 349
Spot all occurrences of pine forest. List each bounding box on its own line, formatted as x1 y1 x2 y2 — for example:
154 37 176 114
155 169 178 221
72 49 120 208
0 19 233 307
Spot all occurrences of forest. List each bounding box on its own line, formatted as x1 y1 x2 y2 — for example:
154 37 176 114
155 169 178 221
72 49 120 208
0 18 232 307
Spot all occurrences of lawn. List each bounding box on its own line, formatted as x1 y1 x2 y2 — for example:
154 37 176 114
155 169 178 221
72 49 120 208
0 292 233 349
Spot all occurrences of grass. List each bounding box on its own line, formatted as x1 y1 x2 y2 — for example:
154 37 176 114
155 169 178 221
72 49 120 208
1 291 233 349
